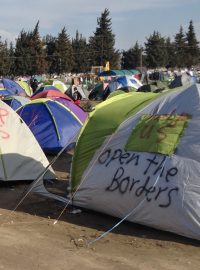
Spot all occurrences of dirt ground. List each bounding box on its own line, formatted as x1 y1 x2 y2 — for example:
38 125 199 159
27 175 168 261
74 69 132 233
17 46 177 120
0 152 200 270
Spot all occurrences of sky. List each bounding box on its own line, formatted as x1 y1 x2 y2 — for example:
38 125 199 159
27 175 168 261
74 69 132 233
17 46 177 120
0 0 199 51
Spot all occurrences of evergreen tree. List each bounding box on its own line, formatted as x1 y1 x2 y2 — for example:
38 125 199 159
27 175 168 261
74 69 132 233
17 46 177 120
88 8 120 69
72 30 89 73
14 30 32 75
121 42 142 69
55 27 74 74
43 34 57 75
145 31 168 68
14 22 47 76
29 21 48 75
174 26 187 68
0 38 10 76
165 37 176 68
186 20 199 67
8 42 15 76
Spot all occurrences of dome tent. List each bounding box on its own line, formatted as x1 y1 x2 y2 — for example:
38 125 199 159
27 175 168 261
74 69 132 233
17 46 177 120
40 79 68 93
70 84 200 241
102 76 142 100
3 95 30 110
31 85 60 97
0 100 54 181
31 89 73 102
31 89 87 124
17 80 33 96
17 98 87 154
0 78 26 96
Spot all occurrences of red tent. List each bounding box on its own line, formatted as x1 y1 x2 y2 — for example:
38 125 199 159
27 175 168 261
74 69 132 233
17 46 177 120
31 90 73 102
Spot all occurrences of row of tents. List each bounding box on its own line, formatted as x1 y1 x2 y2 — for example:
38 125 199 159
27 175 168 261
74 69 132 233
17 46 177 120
88 73 199 101
1 75 200 241
0 79 88 154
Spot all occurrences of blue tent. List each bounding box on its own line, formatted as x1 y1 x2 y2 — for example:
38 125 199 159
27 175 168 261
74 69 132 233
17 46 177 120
0 89 13 96
102 76 142 100
0 79 26 95
17 98 83 154
3 96 30 110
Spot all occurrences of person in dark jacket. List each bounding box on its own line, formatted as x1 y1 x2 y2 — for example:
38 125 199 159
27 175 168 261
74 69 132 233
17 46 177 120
30 79 38 93
72 87 82 101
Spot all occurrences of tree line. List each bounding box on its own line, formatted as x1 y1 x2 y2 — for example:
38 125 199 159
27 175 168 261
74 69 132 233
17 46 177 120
0 8 199 76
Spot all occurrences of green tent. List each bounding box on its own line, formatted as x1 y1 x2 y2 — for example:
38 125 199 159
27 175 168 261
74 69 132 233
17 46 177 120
99 69 140 77
17 81 33 96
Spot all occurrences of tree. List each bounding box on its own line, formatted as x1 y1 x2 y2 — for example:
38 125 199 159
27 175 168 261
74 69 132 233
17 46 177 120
72 30 89 73
14 30 31 75
8 42 15 76
14 22 47 76
185 20 199 67
145 31 168 68
165 37 176 68
88 8 120 69
121 42 142 69
29 21 48 75
174 26 187 68
0 38 10 76
54 27 74 74
43 34 57 75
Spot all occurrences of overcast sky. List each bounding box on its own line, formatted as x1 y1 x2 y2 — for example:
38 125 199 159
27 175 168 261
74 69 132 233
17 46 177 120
0 0 199 50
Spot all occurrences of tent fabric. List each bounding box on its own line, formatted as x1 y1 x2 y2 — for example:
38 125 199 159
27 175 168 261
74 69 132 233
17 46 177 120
17 98 87 154
32 86 60 97
89 77 142 100
0 100 55 181
108 76 142 91
42 80 67 93
67 85 87 100
51 97 87 124
72 91 162 189
169 73 194 89
3 96 30 111
107 90 125 99
0 79 26 96
71 84 200 240
0 89 13 96
17 81 33 96
31 90 73 102
52 80 67 93
125 114 190 155
31 90 86 123
88 82 109 100
103 76 142 100
99 69 140 77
